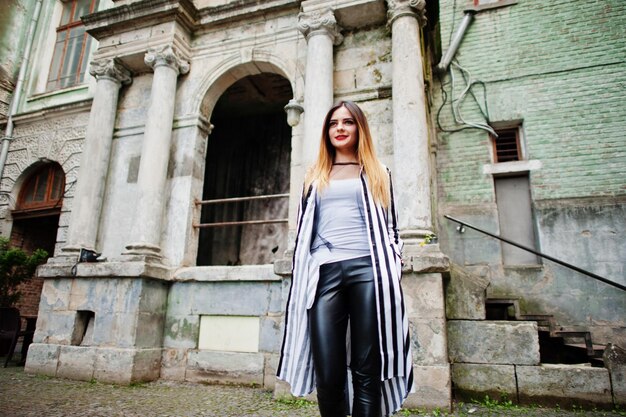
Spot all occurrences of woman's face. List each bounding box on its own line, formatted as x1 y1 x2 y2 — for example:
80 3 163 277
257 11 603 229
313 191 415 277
328 106 358 155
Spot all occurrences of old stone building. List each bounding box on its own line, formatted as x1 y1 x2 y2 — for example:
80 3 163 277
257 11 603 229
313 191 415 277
0 0 624 410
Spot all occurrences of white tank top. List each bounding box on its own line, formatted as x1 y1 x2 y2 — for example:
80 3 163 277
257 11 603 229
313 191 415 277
310 178 370 265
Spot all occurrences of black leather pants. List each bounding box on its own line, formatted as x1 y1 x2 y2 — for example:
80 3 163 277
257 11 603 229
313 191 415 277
308 255 381 417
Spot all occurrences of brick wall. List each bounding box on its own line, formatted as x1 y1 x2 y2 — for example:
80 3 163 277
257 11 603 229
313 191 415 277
434 0 626 203
14 277 44 317
8 215 58 316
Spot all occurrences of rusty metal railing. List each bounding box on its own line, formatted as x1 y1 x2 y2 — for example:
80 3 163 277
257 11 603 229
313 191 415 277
193 193 289 228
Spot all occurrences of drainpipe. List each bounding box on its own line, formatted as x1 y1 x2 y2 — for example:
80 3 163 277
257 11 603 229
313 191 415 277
0 0 44 179
436 10 476 72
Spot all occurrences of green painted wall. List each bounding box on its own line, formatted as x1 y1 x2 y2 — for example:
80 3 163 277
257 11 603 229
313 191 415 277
434 0 626 202
432 0 626 341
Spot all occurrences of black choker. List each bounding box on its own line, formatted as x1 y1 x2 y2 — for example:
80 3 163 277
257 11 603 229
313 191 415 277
333 162 359 166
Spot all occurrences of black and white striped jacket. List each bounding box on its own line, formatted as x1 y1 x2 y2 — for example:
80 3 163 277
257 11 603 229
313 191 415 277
277 169 414 416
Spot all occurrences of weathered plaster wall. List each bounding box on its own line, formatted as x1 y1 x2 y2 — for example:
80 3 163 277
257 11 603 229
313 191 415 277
0 0 35 119
0 107 90 254
335 27 394 169
162 266 283 385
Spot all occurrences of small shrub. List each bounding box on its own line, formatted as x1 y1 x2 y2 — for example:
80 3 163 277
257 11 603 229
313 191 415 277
0 237 48 307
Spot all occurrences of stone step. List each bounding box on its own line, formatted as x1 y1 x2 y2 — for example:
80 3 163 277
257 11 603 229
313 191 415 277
563 342 606 359
447 320 540 365
484 299 603 363
517 364 613 408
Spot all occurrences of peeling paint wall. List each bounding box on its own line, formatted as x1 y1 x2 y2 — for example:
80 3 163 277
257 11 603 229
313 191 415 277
0 0 36 119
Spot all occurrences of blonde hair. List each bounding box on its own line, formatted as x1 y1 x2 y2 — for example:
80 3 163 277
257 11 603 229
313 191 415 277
304 101 390 208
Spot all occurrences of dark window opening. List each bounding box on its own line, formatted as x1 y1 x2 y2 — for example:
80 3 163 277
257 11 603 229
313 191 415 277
491 127 522 163
196 73 293 266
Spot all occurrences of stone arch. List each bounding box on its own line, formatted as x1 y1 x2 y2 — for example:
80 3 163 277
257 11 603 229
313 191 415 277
9 160 65 317
195 55 294 266
194 49 293 120
2 115 87 212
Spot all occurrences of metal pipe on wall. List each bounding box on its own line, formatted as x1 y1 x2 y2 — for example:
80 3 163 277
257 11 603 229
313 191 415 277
436 10 476 72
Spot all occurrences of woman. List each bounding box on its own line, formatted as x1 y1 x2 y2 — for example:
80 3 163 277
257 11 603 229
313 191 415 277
277 101 414 417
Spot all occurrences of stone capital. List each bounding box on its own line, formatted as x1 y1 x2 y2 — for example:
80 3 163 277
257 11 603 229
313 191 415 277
144 45 190 76
386 0 427 27
297 8 343 45
89 58 132 85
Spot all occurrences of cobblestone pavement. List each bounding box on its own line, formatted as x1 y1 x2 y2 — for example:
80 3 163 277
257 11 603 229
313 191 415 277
0 366 624 417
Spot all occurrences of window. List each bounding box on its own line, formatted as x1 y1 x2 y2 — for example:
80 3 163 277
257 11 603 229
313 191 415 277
15 164 65 215
46 0 97 91
491 127 522 163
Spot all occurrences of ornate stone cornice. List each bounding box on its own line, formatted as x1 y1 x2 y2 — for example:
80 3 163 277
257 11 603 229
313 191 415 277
297 8 343 45
144 45 190 75
83 0 198 40
89 58 132 85
386 0 427 27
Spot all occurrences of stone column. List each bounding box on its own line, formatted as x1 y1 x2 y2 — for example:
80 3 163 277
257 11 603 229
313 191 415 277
297 8 342 167
63 58 131 255
387 0 432 243
125 45 189 258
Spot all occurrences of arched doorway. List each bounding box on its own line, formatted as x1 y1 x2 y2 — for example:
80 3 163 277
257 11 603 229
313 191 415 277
196 72 293 266
10 162 63 316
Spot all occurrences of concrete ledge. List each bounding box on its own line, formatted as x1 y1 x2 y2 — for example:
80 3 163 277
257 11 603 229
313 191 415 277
517 364 613 408
24 343 60 377
273 258 292 276
160 348 188 381
405 364 451 411
25 344 163 384
132 348 163 382
405 244 450 273
186 350 264 386
39 260 172 280
57 345 96 381
451 363 517 402
93 347 136 383
174 265 281 282
447 320 539 365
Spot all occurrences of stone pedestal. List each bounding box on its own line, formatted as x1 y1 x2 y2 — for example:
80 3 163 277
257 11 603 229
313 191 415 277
24 274 168 384
387 0 432 244
62 59 131 255
125 45 189 259
298 8 342 168
402 269 452 411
